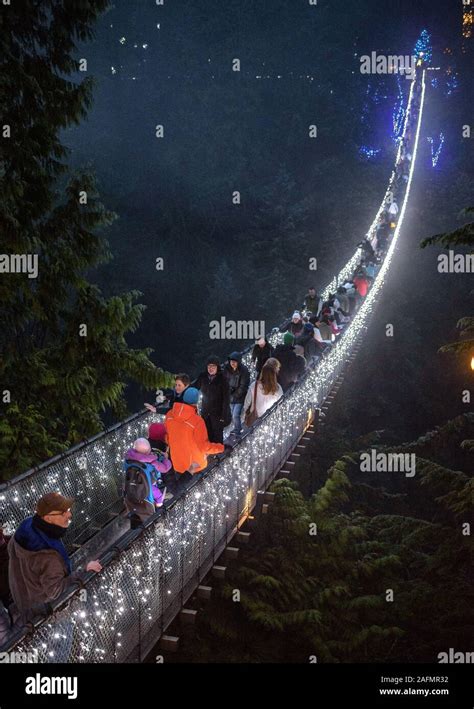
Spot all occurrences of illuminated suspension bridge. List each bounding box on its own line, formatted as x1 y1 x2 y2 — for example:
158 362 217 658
0 70 426 662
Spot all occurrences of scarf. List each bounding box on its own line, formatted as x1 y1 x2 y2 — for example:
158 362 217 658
15 516 71 575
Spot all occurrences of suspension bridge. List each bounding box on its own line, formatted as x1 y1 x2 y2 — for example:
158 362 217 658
0 69 427 662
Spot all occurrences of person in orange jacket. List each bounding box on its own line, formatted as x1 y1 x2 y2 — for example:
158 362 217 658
353 270 369 300
165 387 224 483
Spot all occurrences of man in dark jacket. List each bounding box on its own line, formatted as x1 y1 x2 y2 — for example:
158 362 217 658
357 238 375 260
375 216 390 254
251 337 273 375
223 351 250 438
273 333 306 392
303 287 322 318
8 493 102 624
193 356 231 444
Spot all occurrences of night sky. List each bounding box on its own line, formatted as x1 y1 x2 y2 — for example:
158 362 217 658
62 0 472 389
2 0 474 680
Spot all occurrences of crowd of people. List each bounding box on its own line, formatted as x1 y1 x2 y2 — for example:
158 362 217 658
0 76 421 650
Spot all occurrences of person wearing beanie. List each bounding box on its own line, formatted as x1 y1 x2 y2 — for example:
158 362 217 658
296 321 320 360
273 332 306 392
124 438 172 506
281 311 305 339
165 388 224 480
251 337 273 375
192 356 231 444
148 422 168 454
223 351 250 439
182 387 200 405
7 493 102 625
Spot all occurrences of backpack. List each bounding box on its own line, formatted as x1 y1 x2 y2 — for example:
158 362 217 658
123 460 160 506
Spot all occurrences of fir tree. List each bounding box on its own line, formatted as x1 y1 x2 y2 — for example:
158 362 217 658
420 207 474 359
0 1 174 478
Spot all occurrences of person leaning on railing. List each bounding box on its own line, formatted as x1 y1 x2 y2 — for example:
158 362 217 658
144 373 191 415
7 493 102 625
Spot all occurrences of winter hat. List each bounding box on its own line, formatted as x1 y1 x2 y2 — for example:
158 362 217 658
133 437 151 454
291 311 301 321
304 322 314 332
148 422 167 442
283 332 296 346
206 355 220 366
183 387 200 405
36 492 74 517
228 351 242 363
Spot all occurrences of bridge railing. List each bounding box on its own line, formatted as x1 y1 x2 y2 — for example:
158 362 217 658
3 240 403 661
3 340 335 662
0 410 166 548
0 258 362 548
1 69 425 661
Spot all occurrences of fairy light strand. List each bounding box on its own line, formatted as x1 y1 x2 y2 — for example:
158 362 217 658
3 72 426 663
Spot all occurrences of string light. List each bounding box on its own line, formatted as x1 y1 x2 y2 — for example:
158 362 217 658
445 74 459 96
3 72 426 663
359 146 382 160
462 7 473 39
414 30 432 64
392 75 405 140
427 132 445 167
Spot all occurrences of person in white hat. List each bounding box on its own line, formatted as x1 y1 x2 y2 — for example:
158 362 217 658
251 337 273 375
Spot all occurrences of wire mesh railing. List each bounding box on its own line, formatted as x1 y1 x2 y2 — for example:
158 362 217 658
0 69 425 662
0 411 164 549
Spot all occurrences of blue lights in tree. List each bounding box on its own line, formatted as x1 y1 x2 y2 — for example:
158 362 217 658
361 82 389 125
446 74 459 96
392 76 405 141
359 145 382 160
414 30 432 64
427 133 445 167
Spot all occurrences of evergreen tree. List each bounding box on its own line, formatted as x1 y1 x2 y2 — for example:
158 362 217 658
0 1 174 478
193 259 245 367
170 416 473 663
420 207 474 359
248 166 312 322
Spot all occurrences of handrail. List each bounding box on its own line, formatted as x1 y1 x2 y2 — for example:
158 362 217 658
0 70 426 661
